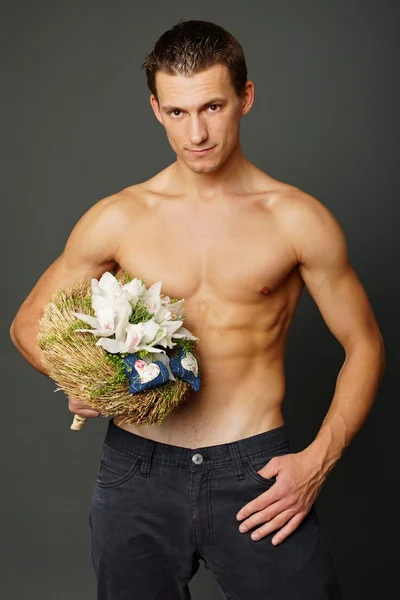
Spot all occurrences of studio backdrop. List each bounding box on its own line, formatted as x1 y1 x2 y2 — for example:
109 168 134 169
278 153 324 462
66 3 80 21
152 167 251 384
2 1 398 599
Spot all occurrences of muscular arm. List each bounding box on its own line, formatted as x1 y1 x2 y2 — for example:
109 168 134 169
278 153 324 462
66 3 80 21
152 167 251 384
281 191 386 474
10 193 127 376
234 189 386 544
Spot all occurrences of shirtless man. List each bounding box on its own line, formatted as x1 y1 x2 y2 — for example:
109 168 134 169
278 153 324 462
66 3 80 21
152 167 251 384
10 19 385 600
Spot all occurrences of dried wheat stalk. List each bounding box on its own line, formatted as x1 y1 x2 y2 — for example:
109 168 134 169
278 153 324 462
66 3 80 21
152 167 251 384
36 272 190 431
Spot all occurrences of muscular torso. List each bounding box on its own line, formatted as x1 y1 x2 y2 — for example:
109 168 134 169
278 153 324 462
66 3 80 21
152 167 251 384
111 165 305 448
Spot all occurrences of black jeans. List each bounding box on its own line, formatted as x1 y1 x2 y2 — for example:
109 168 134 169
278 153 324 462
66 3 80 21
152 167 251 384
88 417 342 599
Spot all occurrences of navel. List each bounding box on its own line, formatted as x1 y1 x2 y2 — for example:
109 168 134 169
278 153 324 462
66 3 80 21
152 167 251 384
260 286 271 295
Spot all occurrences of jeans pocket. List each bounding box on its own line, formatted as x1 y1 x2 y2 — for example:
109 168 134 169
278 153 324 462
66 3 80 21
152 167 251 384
96 442 142 489
243 443 290 487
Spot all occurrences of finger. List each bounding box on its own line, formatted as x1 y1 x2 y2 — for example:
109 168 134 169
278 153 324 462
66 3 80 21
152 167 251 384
68 398 87 411
237 498 289 532
69 407 101 418
68 397 100 415
270 511 307 545
236 484 284 521
248 508 297 541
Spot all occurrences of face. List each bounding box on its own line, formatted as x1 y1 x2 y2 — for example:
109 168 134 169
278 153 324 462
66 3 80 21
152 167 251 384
150 63 254 174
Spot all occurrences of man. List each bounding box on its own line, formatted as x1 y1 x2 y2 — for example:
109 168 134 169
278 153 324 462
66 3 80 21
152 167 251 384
10 19 385 600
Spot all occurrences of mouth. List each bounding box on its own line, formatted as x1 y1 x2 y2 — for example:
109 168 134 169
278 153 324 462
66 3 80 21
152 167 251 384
187 146 216 157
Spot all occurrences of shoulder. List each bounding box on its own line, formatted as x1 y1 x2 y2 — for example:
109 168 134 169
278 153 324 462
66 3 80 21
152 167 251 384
88 183 149 222
67 185 148 252
270 185 348 267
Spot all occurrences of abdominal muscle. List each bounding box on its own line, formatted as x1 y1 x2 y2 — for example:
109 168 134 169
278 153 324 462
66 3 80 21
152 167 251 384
113 304 289 449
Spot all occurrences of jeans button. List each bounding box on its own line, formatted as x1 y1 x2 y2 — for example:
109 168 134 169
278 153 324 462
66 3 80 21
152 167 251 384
192 453 203 464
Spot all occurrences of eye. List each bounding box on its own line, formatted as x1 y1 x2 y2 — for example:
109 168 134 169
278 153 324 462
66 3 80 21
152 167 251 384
167 104 221 117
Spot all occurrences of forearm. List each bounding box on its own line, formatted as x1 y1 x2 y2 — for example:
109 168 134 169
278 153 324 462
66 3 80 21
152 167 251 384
10 316 50 377
302 339 386 477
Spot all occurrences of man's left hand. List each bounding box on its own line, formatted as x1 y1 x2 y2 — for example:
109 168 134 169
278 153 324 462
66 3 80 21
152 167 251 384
236 450 327 545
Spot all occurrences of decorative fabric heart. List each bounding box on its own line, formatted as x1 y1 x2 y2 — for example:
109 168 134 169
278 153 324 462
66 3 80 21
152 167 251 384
181 352 199 376
134 359 160 383
123 353 169 394
169 347 201 391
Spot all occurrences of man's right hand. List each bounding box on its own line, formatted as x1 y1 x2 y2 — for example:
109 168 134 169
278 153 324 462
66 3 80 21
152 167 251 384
68 397 101 418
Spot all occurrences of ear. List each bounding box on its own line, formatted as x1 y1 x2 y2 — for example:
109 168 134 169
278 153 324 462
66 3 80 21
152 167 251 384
150 94 164 125
241 80 255 116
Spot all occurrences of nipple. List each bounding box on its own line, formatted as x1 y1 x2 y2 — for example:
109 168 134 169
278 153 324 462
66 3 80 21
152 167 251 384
260 286 271 295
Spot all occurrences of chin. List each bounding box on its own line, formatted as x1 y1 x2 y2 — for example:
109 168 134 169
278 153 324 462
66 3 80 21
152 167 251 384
186 156 221 173
190 162 215 173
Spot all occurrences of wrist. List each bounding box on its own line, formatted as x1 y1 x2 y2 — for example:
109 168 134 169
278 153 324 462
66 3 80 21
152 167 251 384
301 428 345 478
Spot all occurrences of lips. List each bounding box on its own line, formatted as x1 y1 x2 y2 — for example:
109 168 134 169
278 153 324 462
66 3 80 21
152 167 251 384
187 146 215 156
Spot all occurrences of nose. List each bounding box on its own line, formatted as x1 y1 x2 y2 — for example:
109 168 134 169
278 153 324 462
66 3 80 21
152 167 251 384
188 115 208 146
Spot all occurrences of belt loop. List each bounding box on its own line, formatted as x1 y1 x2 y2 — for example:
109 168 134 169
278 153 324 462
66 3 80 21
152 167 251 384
139 438 156 477
228 441 246 480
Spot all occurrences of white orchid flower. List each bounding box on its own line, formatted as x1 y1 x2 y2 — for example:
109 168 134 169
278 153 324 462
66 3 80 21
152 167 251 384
113 304 133 341
166 299 185 319
93 271 130 305
95 320 168 354
143 280 163 314
138 319 160 344
122 277 147 307
123 323 144 350
72 307 116 337
94 322 144 354
153 303 172 324
72 272 133 339
153 297 197 347
156 318 186 348
72 302 132 339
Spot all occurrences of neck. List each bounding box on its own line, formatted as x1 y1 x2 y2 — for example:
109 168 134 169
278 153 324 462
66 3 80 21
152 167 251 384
171 143 252 200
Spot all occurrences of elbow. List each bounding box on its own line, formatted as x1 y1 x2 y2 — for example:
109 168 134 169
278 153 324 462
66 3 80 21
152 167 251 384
10 313 23 347
10 319 17 345
346 331 386 379
10 320 22 350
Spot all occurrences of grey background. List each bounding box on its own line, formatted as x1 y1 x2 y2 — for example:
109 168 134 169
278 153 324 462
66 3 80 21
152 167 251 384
2 1 398 598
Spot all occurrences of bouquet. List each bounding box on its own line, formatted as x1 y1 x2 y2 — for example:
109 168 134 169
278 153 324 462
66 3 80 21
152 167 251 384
37 269 201 431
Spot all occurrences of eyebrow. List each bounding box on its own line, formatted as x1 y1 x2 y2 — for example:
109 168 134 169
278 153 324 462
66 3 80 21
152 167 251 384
161 97 227 112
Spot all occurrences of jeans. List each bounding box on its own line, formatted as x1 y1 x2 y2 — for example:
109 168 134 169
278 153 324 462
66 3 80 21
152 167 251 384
88 417 342 599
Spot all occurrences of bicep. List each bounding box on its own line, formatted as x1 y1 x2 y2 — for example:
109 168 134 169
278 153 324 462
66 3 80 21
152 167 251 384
13 195 123 322
290 195 381 352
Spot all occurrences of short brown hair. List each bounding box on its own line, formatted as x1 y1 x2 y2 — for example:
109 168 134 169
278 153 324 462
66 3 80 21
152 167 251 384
141 19 248 102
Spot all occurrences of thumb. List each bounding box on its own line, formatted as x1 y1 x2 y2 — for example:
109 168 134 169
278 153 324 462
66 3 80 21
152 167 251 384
260 456 281 479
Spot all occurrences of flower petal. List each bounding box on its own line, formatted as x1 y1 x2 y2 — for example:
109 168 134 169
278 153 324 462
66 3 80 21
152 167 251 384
123 323 145 352
98 271 123 298
96 307 116 335
172 326 199 341
95 337 127 353
123 278 147 302
114 304 132 341
144 281 163 313
71 311 98 328
141 319 161 344
166 299 185 318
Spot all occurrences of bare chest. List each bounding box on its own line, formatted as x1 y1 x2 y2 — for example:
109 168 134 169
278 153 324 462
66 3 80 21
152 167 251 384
115 197 299 305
